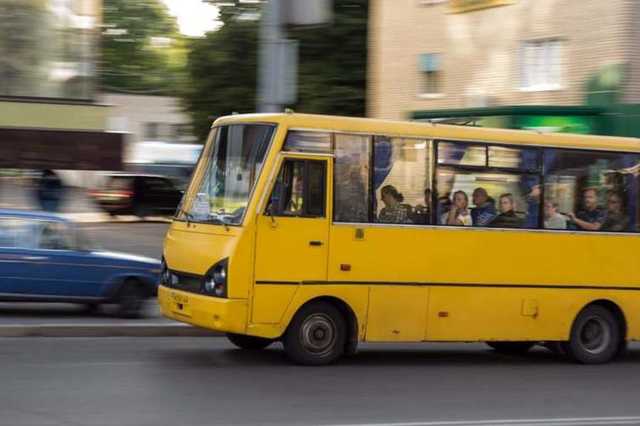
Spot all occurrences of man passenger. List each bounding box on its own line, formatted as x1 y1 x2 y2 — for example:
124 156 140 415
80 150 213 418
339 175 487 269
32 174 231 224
471 187 497 226
490 193 525 228
567 188 605 231
544 200 568 230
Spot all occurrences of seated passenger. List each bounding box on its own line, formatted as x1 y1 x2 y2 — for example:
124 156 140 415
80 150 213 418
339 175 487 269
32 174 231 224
441 190 472 226
567 188 605 231
490 193 525 228
471 188 497 226
378 185 411 224
544 200 568 230
601 192 629 232
411 188 432 225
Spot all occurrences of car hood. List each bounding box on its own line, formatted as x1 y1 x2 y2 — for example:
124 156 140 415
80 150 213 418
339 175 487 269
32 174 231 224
91 251 160 267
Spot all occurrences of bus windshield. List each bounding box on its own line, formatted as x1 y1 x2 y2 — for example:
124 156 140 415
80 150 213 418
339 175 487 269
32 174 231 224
177 123 275 225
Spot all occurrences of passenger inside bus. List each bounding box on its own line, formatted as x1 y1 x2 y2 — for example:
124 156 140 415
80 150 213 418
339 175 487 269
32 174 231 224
411 188 432 225
378 185 412 224
441 190 472 226
602 191 629 232
544 200 568 230
471 188 497 226
490 193 525 228
567 188 606 231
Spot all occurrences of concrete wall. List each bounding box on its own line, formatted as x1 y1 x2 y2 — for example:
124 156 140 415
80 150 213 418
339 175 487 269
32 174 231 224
368 0 636 120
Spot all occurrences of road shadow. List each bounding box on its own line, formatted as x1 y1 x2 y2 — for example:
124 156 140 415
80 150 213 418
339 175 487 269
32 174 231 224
0 302 159 319
153 342 640 368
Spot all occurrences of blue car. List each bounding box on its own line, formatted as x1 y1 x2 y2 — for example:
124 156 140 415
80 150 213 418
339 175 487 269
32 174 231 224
0 209 160 317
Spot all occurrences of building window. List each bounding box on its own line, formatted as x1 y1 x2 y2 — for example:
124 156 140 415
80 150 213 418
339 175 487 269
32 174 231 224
418 53 442 95
520 39 562 91
0 0 98 100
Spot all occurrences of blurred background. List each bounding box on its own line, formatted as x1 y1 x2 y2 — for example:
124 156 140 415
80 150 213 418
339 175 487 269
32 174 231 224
2 0 640 217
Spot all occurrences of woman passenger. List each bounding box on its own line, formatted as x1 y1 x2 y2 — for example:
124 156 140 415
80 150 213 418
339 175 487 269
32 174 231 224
378 185 411 224
441 190 472 226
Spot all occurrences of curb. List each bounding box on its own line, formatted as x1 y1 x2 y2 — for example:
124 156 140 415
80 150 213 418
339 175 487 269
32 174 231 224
0 324 223 338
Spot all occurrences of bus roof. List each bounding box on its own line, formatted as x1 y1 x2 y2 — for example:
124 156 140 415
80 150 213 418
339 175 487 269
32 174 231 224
213 113 640 153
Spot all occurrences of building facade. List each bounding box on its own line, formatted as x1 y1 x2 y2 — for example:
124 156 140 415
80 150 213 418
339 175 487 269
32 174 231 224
0 0 122 171
103 94 196 147
368 0 640 135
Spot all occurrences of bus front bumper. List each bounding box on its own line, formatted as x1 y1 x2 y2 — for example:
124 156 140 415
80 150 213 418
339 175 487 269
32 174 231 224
158 285 247 334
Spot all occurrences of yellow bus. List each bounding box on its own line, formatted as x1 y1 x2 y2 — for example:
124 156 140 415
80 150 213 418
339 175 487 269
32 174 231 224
158 113 640 365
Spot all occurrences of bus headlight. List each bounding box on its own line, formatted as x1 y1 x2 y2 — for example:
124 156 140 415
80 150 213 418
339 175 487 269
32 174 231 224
202 259 228 298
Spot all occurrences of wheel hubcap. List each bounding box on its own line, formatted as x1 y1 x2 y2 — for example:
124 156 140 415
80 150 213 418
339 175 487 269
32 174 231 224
300 313 336 356
579 316 611 354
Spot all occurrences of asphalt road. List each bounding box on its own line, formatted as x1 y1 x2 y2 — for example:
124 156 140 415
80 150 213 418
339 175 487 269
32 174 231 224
2 338 640 426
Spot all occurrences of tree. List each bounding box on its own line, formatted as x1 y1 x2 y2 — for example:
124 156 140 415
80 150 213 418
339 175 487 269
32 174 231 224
182 6 260 140
183 1 368 141
101 0 185 95
291 0 368 118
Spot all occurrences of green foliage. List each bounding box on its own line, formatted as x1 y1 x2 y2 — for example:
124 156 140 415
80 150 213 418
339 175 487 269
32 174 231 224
182 6 260 140
101 0 186 95
291 0 368 118
184 0 368 141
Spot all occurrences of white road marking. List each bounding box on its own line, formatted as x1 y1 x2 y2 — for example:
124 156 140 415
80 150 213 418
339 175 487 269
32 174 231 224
327 417 640 426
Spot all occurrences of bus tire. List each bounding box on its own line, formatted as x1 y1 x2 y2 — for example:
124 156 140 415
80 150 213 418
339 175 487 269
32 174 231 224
486 341 535 355
567 305 622 364
226 333 274 350
283 301 346 366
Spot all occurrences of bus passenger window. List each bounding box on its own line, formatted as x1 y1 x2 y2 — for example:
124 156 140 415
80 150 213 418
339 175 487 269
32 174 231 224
374 137 431 225
436 169 540 229
334 134 371 223
267 159 326 218
544 149 640 232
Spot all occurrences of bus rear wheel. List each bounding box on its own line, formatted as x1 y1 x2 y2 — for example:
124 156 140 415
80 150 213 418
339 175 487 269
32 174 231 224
226 333 274 350
283 301 346 366
567 305 622 364
486 341 535 355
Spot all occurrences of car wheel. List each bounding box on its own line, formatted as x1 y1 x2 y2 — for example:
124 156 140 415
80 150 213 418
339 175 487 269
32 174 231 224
567 305 622 364
226 333 274 350
283 301 346 366
486 341 535 355
117 279 146 318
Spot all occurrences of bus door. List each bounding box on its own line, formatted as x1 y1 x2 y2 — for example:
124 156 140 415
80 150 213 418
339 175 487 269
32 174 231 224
252 155 331 324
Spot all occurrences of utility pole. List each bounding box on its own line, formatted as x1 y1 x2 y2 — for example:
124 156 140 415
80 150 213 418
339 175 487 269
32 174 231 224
257 0 331 113
257 0 285 113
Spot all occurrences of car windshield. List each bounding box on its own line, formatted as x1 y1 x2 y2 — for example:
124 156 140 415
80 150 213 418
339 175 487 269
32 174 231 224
176 123 275 225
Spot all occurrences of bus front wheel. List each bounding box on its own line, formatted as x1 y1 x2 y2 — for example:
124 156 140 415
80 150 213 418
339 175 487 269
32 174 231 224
283 301 346 366
567 305 622 364
486 341 535 355
226 333 274 350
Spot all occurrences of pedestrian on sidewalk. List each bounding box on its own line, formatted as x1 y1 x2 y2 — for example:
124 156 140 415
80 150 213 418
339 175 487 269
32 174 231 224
36 169 65 212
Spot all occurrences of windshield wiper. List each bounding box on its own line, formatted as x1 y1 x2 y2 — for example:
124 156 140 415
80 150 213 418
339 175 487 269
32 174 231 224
210 212 231 231
176 207 194 225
